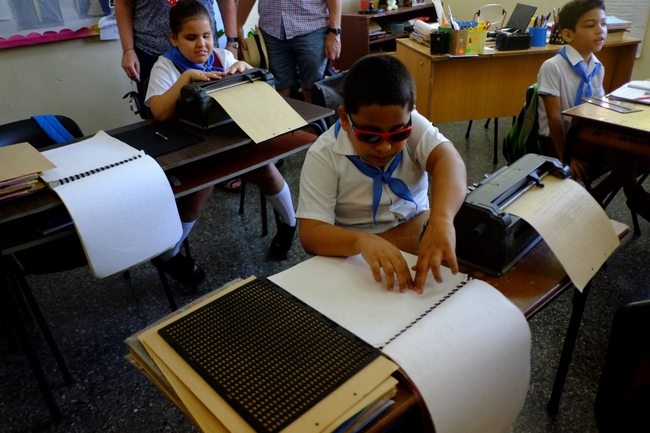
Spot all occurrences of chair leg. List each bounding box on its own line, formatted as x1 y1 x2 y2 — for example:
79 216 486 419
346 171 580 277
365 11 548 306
11 272 33 323
183 238 192 259
182 238 198 294
632 172 649 236
8 266 73 386
493 117 499 165
240 181 270 237
484 118 491 129
261 193 268 237
0 290 19 350
632 211 641 237
156 268 178 312
465 120 473 138
239 182 246 215
1 265 61 423
547 284 590 413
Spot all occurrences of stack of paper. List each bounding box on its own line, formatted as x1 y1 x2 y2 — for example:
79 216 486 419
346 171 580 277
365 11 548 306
604 16 631 42
0 142 55 201
605 16 632 31
133 277 400 433
368 20 387 40
608 81 650 105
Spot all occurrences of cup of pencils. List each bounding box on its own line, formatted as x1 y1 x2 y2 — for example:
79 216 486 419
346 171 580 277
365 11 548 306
529 13 550 47
529 26 547 46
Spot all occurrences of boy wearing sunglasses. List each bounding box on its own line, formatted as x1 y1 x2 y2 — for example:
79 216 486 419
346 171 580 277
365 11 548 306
296 55 467 294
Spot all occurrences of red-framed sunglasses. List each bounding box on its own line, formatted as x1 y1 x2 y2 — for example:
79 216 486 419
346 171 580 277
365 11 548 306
348 115 413 144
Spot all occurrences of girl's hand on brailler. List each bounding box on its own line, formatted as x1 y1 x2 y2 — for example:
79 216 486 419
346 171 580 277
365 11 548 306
183 70 222 83
222 61 253 75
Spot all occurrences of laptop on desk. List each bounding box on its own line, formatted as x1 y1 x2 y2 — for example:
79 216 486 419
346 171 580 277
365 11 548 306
501 3 537 33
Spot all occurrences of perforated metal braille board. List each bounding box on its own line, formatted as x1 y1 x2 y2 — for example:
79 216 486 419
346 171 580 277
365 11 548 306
158 277 380 433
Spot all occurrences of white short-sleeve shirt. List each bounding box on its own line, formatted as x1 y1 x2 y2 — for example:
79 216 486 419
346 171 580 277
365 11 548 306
537 45 604 137
145 49 236 105
296 110 449 234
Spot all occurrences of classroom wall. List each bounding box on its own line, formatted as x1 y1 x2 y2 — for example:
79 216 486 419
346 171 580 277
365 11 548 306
1 0 647 134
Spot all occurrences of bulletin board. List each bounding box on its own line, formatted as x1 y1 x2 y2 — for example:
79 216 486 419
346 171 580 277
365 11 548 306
606 0 650 57
0 0 111 49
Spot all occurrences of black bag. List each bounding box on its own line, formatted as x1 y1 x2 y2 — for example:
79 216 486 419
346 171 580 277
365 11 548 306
311 70 347 127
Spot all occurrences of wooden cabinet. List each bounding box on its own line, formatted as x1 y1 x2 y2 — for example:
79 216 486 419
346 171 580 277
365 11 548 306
339 4 436 70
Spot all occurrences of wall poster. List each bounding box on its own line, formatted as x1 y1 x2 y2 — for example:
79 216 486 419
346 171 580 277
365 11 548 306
0 0 111 49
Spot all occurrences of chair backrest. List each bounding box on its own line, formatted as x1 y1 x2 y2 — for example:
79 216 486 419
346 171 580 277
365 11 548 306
0 116 83 149
502 83 541 164
594 300 650 432
124 90 153 120
476 4 507 30
311 71 347 128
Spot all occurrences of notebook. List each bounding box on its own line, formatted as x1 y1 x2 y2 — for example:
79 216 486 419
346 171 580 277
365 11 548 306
0 142 54 201
39 131 182 278
608 81 650 105
502 3 537 33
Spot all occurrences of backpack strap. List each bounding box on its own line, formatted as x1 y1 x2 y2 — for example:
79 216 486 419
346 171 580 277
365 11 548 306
502 83 541 164
32 115 75 144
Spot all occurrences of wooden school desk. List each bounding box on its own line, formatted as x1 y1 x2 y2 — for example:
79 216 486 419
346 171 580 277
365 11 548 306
563 97 650 159
395 37 640 124
563 95 650 235
0 99 332 255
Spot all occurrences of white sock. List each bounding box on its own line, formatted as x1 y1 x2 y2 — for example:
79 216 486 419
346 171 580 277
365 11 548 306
158 220 196 261
265 181 296 226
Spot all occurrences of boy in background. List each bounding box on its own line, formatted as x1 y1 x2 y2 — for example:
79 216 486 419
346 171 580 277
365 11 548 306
296 55 467 295
538 0 650 221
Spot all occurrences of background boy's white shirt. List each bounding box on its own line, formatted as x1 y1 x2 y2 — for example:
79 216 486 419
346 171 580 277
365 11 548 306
296 110 448 234
537 44 604 137
145 49 236 105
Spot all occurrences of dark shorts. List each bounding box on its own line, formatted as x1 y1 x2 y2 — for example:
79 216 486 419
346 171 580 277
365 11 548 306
261 27 328 91
134 46 159 98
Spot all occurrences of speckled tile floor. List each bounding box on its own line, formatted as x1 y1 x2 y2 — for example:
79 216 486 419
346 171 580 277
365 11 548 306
1 118 648 432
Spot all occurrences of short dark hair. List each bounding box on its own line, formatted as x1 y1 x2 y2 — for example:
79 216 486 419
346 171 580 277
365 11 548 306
558 0 605 32
342 55 415 115
169 0 211 35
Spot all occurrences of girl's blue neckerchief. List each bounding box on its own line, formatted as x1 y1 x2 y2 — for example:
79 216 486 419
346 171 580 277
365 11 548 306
162 47 224 73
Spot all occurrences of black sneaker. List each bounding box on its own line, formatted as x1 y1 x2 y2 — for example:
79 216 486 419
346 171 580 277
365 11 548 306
269 222 296 261
151 253 206 285
625 186 650 223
